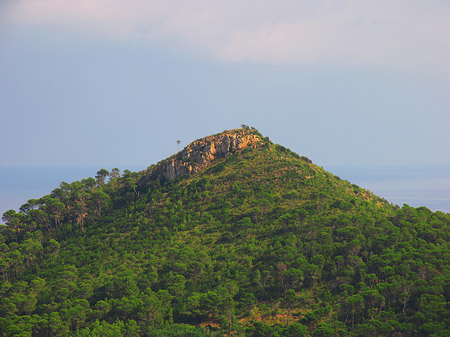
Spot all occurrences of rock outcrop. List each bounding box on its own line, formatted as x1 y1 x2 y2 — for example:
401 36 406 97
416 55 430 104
146 129 261 181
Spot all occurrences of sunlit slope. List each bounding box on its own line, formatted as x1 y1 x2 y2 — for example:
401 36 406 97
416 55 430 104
1 127 449 336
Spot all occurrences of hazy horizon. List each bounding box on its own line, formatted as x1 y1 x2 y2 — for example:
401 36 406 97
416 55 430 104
2 164 449 224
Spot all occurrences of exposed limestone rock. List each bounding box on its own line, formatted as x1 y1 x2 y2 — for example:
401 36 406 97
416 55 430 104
145 129 261 181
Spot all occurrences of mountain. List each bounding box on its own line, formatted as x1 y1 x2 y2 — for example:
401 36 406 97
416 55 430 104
1 127 450 337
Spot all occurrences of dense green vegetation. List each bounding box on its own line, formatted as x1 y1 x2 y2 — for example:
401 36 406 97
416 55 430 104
1 128 450 336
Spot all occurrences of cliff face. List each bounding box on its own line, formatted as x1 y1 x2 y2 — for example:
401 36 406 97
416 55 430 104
147 129 261 181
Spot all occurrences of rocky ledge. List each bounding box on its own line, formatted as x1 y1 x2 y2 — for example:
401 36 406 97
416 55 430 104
146 129 261 181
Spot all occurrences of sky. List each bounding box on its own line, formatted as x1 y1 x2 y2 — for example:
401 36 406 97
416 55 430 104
1 2 450 171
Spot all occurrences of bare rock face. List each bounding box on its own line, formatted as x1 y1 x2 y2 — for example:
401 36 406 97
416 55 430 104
147 129 261 181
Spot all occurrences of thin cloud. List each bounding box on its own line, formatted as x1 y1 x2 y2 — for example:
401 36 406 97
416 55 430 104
5 0 450 71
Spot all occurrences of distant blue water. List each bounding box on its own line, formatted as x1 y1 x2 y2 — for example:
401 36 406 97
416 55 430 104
328 165 450 213
1 166 449 224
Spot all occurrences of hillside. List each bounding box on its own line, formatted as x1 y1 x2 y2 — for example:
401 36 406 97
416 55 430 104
1 127 450 337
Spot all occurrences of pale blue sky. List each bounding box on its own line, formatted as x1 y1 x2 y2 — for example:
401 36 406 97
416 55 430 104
1 0 450 169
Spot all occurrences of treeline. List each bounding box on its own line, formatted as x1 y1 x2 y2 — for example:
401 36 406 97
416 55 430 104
1 134 450 336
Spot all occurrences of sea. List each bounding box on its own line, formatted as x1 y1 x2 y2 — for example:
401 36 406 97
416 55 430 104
328 165 450 213
1 166 449 224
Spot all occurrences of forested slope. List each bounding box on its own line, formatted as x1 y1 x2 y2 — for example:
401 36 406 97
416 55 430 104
1 128 450 336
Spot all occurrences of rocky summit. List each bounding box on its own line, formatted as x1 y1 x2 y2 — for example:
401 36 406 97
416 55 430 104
145 128 262 181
